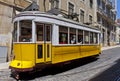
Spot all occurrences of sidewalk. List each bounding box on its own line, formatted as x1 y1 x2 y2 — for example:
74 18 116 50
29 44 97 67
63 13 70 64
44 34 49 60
0 62 10 71
101 45 120 51
0 45 120 70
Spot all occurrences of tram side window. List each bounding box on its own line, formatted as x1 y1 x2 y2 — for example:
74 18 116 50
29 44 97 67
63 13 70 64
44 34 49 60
90 32 94 44
36 24 44 41
69 28 76 44
59 26 68 44
13 22 17 42
78 30 83 44
84 31 89 44
46 25 51 41
19 20 32 42
94 33 98 44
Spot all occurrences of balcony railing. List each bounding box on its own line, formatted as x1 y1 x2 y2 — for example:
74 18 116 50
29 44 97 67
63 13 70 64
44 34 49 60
106 0 112 8
97 6 115 22
97 7 107 17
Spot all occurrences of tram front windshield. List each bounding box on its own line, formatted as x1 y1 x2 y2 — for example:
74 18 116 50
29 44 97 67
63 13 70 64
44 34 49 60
13 20 32 42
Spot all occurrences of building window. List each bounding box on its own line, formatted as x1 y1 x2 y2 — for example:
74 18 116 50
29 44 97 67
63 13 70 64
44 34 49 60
80 10 84 23
102 1 105 10
89 15 92 24
97 15 101 24
90 0 93 8
59 26 68 44
69 28 76 44
113 14 116 21
51 0 59 9
97 0 101 6
68 2 74 15
102 19 106 27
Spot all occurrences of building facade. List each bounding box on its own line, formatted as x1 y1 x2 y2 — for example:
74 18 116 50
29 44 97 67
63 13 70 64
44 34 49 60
116 19 120 44
96 0 117 46
40 0 97 27
0 0 31 34
0 0 31 46
0 0 117 46
0 0 31 61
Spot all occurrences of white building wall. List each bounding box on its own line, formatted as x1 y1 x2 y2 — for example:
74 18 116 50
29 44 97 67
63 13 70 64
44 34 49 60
116 25 120 44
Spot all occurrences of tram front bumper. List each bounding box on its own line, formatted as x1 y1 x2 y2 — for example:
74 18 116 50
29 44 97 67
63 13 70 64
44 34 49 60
9 60 34 72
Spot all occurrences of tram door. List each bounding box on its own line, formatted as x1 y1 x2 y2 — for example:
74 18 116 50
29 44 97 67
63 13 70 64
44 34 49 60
36 23 52 63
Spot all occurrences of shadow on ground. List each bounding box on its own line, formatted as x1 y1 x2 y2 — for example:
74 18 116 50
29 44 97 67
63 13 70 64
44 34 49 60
10 57 98 80
89 59 120 81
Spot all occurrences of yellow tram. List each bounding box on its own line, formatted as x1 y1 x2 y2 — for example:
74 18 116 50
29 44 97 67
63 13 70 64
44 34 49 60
10 11 101 74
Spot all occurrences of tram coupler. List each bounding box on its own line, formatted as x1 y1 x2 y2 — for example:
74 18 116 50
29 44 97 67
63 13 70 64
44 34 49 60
11 70 20 81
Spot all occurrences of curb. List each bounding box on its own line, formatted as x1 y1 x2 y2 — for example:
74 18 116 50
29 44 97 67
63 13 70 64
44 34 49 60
102 45 120 51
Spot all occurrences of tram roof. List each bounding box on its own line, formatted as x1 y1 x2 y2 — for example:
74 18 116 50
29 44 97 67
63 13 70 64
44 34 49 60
14 11 100 32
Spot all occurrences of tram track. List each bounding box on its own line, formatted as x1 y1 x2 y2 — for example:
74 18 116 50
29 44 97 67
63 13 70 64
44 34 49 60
51 60 114 78
38 55 119 81
114 74 120 81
